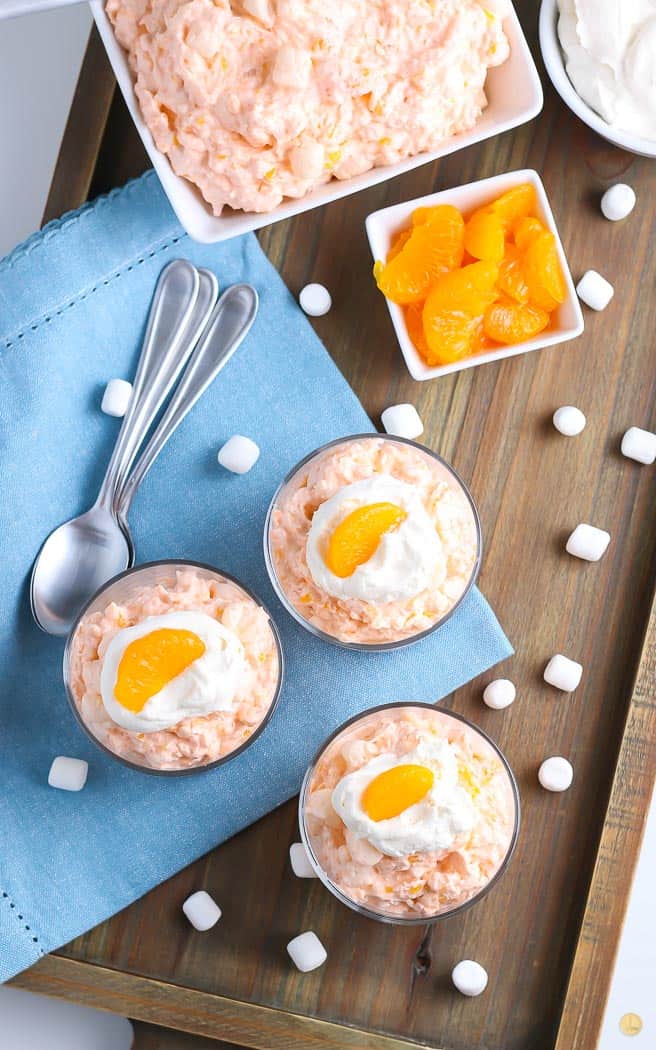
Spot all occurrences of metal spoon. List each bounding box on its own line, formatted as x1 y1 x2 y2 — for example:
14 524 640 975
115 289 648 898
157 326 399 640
115 283 259 526
30 260 217 636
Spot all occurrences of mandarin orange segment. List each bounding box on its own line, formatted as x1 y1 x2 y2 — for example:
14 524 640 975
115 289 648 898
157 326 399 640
483 298 549 344
361 764 434 821
421 308 481 365
513 215 545 251
404 301 430 356
497 244 530 304
421 261 499 364
411 206 433 226
471 316 494 354
386 227 412 262
522 230 566 311
490 182 537 231
424 260 499 314
374 210 464 304
114 629 206 712
411 203 463 228
464 208 505 262
325 502 407 578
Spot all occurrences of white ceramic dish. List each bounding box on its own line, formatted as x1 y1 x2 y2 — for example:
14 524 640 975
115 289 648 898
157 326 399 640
90 0 543 244
539 0 656 159
365 168 584 381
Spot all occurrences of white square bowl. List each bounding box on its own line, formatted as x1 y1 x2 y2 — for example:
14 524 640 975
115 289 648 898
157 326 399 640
90 1 543 244
365 168 584 381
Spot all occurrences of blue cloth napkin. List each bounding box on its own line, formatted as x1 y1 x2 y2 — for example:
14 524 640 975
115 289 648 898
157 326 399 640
0 171 512 982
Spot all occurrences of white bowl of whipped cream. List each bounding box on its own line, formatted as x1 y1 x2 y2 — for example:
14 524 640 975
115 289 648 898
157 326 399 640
540 0 656 158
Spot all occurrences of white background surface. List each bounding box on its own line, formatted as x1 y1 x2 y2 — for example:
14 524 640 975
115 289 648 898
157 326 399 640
0 4 653 1046
0 988 133 1049
0 3 91 257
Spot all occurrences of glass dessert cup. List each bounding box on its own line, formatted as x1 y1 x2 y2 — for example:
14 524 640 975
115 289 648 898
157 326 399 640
63 559 284 776
264 434 482 652
299 702 520 926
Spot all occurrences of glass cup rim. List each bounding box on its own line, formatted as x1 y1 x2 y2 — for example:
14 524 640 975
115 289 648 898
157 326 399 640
62 558 285 777
298 700 520 925
263 433 483 651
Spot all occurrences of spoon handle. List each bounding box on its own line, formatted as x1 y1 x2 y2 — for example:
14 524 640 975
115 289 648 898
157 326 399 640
116 283 258 517
95 261 211 511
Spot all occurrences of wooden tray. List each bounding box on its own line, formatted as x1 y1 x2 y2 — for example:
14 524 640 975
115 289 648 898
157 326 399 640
12 4 656 1047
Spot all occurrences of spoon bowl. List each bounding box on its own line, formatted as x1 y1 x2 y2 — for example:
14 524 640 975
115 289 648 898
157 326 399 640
30 507 130 636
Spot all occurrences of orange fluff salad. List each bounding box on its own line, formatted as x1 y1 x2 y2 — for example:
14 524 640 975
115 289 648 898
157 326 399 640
374 182 567 366
267 437 479 647
68 568 281 771
302 705 518 920
106 0 510 215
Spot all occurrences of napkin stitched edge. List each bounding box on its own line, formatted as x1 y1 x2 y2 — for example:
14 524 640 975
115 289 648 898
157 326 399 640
1 229 186 353
0 173 159 278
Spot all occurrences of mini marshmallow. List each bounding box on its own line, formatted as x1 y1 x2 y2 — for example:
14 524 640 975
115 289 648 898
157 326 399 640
621 426 656 465
483 679 516 710
544 654 583 692
182 890 222 931
576 270 614 312
299 283 332 317
217 435 260 474
48 756 88 792
552 406 586 437
287 931 327 972
566 523 610 562
101 378 132 418
290 842 316 879
600 184 636 222
381 403 424 440
538 756 573 792
451 960 488 997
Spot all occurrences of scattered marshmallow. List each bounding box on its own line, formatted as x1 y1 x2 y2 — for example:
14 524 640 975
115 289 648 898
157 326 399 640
544 654 583 693
101 378 132 418
287 931 327 972
182 890 222 931
621 426 656 465
600 184 636 222
48 756 88 791
552 405 586 437
576 270 614 312
566 523 610 562
290 842 317 879
451 960 488 997
538 756 573 793
381 403 424 440
483 679 516 710
217 435 260 474
299 283 332 317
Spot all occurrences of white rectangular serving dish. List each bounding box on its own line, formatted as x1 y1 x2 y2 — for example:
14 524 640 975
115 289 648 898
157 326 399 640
365 168 585 381
90 0 543 244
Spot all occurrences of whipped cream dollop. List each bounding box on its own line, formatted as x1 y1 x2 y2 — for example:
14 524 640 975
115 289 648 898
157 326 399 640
305 475 445 603
331 738 477 858
100 611 245 733
558 0 656 141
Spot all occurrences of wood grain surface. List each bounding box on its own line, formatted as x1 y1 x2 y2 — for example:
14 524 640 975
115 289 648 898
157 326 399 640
12 5 656 1050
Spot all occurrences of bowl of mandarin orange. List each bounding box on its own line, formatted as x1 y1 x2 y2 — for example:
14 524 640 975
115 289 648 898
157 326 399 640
365 169 584 381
